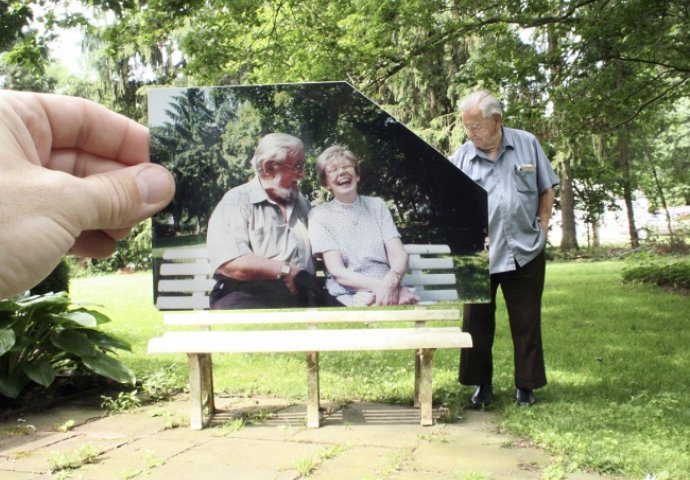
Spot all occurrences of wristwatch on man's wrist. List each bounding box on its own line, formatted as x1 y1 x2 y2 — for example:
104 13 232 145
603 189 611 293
278 261 291 280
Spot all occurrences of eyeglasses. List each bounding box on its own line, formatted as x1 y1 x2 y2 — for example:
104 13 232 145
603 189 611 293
325 164 355 176
463 123 484 133
280 162 305 172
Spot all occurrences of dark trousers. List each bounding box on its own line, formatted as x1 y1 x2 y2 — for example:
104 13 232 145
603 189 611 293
210 271 344 310
210 279 297 309
460 249 547 389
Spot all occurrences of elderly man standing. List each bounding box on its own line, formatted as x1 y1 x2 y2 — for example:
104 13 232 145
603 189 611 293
207 132 316 309
450 90 559 407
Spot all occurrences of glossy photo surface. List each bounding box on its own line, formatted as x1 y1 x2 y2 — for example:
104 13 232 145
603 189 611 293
149 82 489 310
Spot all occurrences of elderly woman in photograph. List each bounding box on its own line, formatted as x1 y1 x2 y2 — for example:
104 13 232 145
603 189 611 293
308 145 419 306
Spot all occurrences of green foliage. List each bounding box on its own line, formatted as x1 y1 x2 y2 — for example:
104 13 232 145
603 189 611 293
30 259 70 295
48 443 100 473
100 390 141 414
0 292 135 399
0 1 34 51
71 221 152 275
0 58 58 91
139 364 184 402
99 365 183 414
150 88 240 236
622 258 690 291
295 458 317 477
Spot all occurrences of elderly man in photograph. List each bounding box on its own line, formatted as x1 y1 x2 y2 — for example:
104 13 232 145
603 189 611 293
449 90 559 407
206 132 316 309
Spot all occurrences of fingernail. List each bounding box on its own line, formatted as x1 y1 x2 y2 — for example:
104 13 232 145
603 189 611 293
136 165 173 205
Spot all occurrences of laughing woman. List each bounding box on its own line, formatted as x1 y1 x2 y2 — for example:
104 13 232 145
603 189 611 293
308 145 419 306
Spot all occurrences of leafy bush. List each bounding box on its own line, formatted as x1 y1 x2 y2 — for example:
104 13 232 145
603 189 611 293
0 292 135 399
622 259 690 292
30 259 70 295
69 221 152 276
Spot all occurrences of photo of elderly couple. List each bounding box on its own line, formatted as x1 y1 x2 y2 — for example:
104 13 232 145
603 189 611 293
149 82 489 311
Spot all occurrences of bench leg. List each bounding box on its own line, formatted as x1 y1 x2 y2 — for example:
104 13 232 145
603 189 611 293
413 351 421 407
188 353 214 430
418 348 436 426
413 320 426 408
306 351 320 428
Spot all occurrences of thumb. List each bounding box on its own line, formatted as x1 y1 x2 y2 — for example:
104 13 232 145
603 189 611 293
75 163 175 231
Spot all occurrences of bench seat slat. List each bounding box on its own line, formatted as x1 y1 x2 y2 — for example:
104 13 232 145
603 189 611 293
148 328 472 354
163 308 459 325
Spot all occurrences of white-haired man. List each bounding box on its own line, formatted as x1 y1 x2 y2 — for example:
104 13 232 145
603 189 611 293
207 132 317 309
450 90 559 407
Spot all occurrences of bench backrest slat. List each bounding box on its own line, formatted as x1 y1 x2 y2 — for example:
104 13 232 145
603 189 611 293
158 279 216 293
407 256 454 270
157 296 211 310
162 247 210 260
403 244 450 255
160 262 211 276
402 273 456 286
414 290 459 303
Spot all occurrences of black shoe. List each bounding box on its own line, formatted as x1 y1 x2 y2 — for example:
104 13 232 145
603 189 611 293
468 384 493 409
516 387 536 406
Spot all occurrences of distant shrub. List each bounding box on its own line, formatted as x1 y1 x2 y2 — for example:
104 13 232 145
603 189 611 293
69 221 152 276
622 259 690 292
30 259 70 295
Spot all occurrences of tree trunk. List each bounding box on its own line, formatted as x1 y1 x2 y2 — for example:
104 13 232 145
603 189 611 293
619 126 640 248
559 145 579 250
592 218 601 248
646 148 676 241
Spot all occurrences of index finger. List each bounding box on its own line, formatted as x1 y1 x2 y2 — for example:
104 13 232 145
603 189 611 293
19 91 149 166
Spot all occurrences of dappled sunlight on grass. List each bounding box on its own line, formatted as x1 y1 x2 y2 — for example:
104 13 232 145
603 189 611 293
544 369 602 389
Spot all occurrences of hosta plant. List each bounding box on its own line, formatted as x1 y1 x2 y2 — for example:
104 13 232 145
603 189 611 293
0 292 135 399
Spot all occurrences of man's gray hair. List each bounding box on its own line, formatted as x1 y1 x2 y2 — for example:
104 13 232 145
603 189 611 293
459 90 503 118
252 133 304 172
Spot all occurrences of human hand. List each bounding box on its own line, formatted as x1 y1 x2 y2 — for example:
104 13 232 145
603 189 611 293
0 91 175 299
397 286 420 305
283 264 301 296
372 272 401 306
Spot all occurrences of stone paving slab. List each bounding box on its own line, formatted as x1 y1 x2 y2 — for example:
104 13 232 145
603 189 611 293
0 394 614 480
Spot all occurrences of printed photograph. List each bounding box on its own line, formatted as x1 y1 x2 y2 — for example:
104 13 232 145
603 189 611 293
149 82 489 311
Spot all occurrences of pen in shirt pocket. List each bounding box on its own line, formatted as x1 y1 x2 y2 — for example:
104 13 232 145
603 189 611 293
516 164 536 173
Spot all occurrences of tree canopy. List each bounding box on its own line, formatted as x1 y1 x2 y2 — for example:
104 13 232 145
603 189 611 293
2 0 689 249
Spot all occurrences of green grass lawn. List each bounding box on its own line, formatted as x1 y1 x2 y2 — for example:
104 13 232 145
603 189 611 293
71 261 690 479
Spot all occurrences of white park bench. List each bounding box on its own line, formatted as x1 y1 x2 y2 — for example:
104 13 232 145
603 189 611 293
148 244 472 429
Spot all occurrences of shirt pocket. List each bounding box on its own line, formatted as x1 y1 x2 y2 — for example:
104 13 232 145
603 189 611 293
514 168 537 193
249 224 286 259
